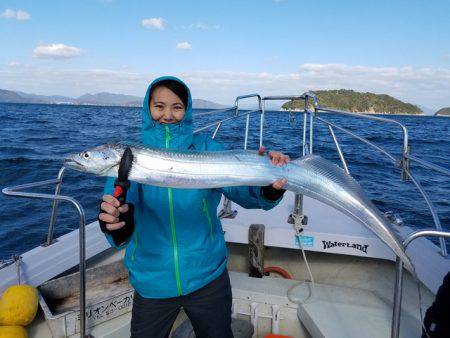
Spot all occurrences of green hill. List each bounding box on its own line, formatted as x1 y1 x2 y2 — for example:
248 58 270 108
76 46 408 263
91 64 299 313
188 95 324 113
434 107 450 116
281 89 423 115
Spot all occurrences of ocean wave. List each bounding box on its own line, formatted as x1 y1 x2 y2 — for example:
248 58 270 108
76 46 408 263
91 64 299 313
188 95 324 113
1 104 449 259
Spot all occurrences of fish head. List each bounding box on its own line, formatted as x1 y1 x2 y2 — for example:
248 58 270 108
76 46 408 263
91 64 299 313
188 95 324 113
64 143 123 175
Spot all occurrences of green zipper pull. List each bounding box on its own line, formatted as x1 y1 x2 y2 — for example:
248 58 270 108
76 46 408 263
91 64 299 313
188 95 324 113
131 231 138 262
202 197 214 240
165 125 170 148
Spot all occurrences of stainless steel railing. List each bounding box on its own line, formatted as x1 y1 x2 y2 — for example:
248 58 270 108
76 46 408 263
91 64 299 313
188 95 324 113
45 166 66 246
194 93 449 254
2 178 91 338
196 94 263 219
194 94 314 221
313 108 448 257
391 229 450 338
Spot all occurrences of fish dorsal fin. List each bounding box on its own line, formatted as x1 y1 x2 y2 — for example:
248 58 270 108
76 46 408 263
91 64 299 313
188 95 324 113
293 155 366 196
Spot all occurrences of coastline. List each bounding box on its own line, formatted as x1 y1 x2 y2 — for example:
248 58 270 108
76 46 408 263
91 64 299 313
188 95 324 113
1 102 437 116
0 101 229 111
278 108 426 116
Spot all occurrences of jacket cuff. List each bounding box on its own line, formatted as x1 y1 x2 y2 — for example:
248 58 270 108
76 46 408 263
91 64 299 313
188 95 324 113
99 203 135 247
260 185 286 201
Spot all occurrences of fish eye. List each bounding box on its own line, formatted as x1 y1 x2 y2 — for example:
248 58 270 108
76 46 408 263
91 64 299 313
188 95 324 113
83 153 89 159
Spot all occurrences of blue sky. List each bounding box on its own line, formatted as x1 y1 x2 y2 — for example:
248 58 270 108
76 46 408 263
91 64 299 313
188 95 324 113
1 0 449 109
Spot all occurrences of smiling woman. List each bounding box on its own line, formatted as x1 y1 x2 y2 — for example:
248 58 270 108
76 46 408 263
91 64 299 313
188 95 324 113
96 76 289 338
149 80 189 124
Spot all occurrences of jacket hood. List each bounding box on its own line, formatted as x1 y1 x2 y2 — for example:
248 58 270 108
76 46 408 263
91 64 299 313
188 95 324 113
142 76 193 149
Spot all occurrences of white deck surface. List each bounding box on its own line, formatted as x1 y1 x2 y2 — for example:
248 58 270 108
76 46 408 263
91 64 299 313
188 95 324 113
295 282 419 338
231 272 420 338
222 191 450 293
29 271 423 338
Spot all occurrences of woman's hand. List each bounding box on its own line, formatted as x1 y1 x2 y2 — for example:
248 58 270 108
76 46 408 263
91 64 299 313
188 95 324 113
99 194 130 231
258 146 289 190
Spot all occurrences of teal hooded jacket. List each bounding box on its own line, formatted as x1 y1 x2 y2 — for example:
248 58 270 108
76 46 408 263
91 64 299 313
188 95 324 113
103 76 282 298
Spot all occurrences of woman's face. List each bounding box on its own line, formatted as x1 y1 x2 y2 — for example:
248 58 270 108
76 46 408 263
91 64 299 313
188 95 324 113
149 86 186 124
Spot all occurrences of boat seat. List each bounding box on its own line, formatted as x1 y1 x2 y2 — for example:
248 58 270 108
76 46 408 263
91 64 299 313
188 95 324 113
172 317 254 338
290 282 421 338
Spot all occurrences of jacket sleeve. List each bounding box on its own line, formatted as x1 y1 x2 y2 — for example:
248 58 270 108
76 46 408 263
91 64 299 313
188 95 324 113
205 137 283 210
101 177 139 249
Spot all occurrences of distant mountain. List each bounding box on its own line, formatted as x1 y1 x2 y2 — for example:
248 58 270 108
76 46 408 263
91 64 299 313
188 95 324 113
0 89 228 109
281 89 423 115
76 92 142 106
0 89 45 104
15 91 76 104
435 107 450 116
192 99 229 109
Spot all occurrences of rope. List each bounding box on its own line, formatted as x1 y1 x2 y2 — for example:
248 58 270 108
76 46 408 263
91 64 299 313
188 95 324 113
287 213 315 304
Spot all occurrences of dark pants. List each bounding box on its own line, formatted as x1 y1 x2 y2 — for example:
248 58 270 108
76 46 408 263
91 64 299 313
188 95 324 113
130 269 233 338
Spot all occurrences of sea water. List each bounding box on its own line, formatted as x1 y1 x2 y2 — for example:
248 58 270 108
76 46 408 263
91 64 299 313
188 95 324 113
1 103 449 259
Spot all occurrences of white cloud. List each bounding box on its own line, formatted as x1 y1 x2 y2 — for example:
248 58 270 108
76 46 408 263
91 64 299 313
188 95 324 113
179 65 450 109
179 22 220 31
195 22 220 30
0 65 144 97
16 10 30 20
0 9 15 18
176 41 192 50
1 9 30 21
195 22 209 30
8 61 21 67
175 41 192 49
296 63 450 96
141 17 165 30
33 44 83 59
0 63 449 109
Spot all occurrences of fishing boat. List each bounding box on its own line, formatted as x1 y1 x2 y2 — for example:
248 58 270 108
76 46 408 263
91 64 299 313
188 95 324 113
1 92 449 338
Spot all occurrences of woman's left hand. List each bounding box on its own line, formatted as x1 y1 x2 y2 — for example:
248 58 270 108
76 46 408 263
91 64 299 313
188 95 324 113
258 147 289 190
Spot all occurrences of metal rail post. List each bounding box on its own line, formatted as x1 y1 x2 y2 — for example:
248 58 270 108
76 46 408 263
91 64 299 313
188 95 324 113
45 166 66 246
260 100 265 148
219 94 262 219
2 177 91 338
302 108 308 156
309 108 314 155
391 229 450 338
327 125 350 174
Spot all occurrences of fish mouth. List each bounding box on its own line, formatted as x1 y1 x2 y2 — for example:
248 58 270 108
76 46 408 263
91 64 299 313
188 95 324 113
63 156 85 171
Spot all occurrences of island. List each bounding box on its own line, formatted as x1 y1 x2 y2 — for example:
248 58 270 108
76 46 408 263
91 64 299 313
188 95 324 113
281 89 423 115
434 107 450 116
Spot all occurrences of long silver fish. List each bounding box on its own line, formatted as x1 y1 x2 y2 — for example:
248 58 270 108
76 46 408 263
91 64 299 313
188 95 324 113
65 142 415 274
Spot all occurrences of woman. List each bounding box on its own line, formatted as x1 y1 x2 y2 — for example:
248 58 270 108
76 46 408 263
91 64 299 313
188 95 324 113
98 76 289 338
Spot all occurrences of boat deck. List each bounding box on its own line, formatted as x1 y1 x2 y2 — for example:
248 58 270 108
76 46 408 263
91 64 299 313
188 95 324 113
223 192 450 293
28 263 429 338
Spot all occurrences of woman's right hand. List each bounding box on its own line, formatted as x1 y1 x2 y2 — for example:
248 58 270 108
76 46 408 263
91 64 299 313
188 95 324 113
99 194 130 231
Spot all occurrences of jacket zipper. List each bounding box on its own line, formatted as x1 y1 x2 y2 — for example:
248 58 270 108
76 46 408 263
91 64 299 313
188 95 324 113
166 126 183 296
131 230 138 262
202 197 214 240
